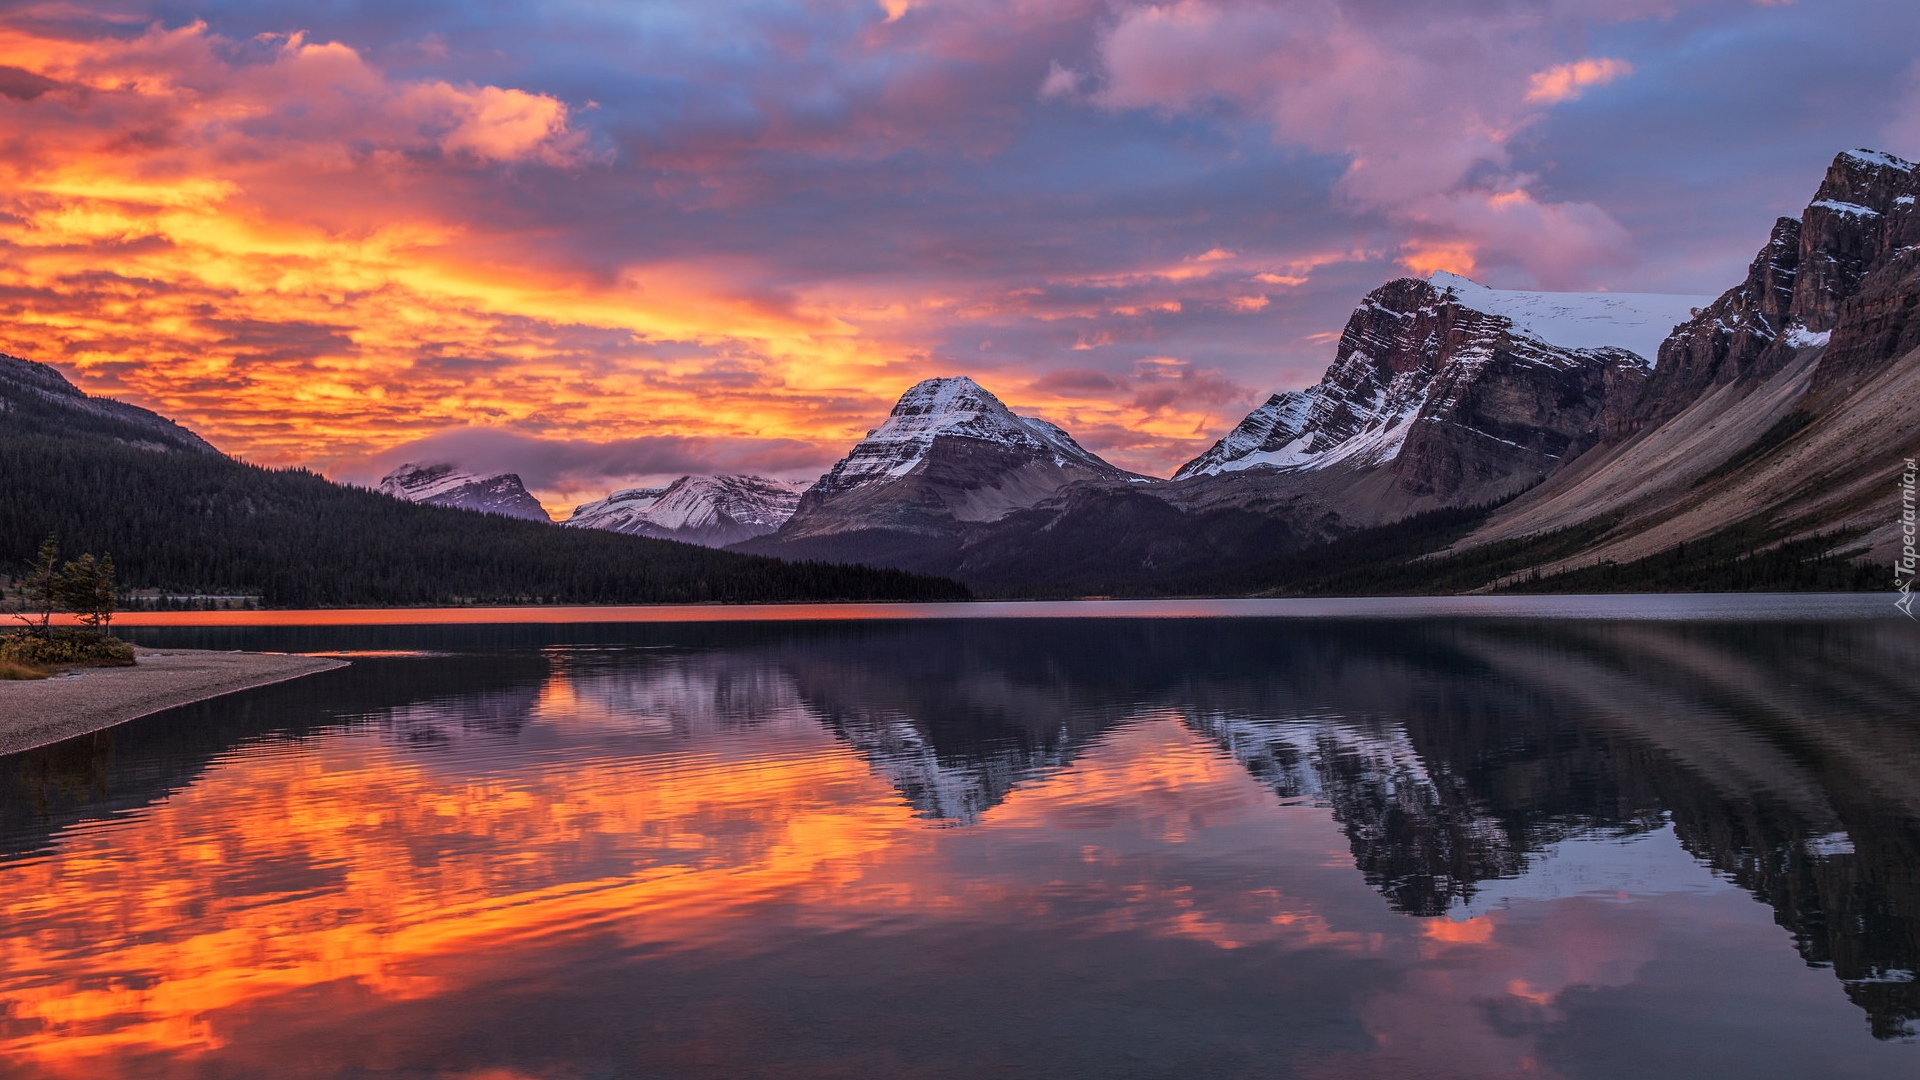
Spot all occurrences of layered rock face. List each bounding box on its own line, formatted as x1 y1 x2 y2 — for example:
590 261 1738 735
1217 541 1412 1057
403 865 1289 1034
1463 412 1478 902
565 474 804 548
1459 149 1920 570
377 463 552 522
1173 276 1663 522
741 377 1140 564
1634 150 1919 427
0 354 220 455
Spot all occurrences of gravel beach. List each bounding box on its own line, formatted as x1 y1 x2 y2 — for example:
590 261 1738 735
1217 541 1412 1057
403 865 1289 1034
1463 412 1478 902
0 648 349 755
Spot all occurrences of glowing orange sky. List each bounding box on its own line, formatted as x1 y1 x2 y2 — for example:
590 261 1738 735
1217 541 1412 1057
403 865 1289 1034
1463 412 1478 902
0 18 1287 505
1 1 1911 507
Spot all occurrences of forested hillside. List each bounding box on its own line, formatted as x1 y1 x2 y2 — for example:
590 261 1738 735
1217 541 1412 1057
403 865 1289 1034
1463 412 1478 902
0 429 967 608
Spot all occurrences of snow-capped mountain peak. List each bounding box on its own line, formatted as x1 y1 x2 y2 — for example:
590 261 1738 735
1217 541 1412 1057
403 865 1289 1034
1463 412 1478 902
812 376 1118 496
377 462 552 522
565 474 805 547
1175 276 1656 483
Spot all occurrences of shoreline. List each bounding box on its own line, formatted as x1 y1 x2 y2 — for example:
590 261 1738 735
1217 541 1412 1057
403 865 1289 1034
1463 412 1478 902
73 592 1915 627
0 648 349 756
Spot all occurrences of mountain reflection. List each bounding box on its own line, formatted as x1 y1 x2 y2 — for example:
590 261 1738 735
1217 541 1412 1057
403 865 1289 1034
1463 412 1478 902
778 619 1920 1037
0 614 1916 1073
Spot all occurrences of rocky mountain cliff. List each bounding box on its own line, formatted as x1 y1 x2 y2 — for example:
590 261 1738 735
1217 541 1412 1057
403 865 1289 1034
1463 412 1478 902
1171 275 1678 514
1 354 220 456
377 463 553 523
735 376 1143 566
1455 148 1920 575
565 474 804 548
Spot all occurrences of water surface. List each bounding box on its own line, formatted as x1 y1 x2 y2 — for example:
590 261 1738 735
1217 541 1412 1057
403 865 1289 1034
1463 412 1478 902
4 612 1919 1078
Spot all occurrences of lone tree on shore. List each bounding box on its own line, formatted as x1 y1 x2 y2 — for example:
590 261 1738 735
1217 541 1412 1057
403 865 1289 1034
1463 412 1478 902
10 534 117 634
55 552 117 630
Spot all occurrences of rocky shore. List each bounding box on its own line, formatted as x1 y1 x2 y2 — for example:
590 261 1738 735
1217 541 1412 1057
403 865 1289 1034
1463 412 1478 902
0 648 348 755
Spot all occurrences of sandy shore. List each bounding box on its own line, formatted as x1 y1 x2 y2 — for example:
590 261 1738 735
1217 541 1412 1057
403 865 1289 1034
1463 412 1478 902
0 648 349 755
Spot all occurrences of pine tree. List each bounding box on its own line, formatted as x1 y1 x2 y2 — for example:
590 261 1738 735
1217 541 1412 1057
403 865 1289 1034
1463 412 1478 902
18 533 60 635
54 552 116 629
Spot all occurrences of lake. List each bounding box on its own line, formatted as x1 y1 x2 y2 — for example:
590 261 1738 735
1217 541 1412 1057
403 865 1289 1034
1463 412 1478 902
4 600 1919 1078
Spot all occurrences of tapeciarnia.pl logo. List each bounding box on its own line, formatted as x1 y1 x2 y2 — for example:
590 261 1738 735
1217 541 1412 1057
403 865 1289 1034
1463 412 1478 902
1899 457 1917 619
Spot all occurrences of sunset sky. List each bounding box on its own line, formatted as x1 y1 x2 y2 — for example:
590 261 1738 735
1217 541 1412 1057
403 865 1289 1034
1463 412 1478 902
2 0 1917 510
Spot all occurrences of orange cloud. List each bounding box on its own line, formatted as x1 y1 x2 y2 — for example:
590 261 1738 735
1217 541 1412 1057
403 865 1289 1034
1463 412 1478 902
1398 240 1479 278
404 81 585 164
1524 58 1635 105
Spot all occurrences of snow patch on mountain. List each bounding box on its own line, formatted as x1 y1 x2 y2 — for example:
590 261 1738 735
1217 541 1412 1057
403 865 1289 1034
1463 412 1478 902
1811 199 1881 219
1839 148 1915 173
1784 325 1833 348
565 484 671 526
1429 271 1710 364
566 474 804 546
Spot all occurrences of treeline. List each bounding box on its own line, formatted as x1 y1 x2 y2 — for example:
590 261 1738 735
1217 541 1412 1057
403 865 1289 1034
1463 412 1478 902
0 433 968 607
1505 527 1884 593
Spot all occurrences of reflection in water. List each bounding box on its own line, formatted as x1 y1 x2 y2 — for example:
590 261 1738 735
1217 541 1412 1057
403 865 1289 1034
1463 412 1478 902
0 617 1917 1077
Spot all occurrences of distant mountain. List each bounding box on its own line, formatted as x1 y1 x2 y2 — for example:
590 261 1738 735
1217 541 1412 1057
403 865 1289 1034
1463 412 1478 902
566 474 804 547
0 363 969 606
378 462 552 522
1 354 220 456
736 376 1145 567
894 274 1696 590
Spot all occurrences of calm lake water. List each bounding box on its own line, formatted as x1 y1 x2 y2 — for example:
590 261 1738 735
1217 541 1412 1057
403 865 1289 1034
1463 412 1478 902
5 602 1920 1078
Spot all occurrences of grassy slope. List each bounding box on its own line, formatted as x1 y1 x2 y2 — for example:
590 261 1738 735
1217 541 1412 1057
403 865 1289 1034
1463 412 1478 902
1087 501 1886 599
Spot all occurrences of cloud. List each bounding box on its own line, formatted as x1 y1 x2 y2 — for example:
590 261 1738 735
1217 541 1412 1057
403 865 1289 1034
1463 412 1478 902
0 64 58 100
0 23 589 168
332 426 833 505
1087 0 1649 286
1525 58 1634 105
404 82 585 165
1039 60 1082 99
1030 367 1121 394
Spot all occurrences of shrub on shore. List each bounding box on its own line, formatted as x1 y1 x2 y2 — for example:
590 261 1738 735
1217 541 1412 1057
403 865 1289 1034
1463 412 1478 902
0 627 134 669
0 657 47 680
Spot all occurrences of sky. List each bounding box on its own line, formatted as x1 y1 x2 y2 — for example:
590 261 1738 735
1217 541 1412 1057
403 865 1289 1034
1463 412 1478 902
1 0 1917 510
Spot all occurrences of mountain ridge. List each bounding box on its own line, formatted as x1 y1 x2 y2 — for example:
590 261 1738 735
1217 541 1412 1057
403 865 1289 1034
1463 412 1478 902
378 463 553 523
1 354 221 456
